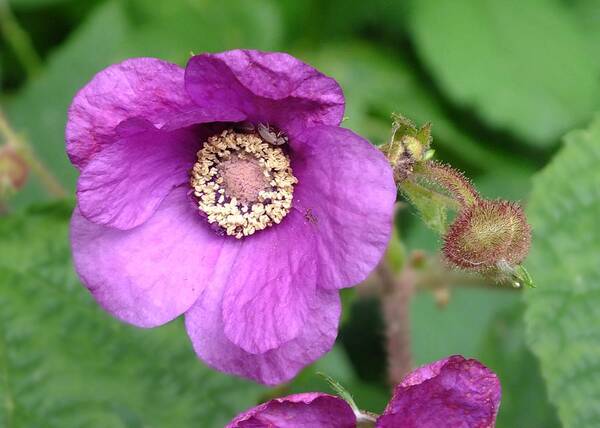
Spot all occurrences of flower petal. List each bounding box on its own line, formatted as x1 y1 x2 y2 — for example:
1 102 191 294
66 58 198 169
221 210 318 354
185 50 345 136
71 187 223 328
291 125 396 289
376 355 501 428
184 244 340 385
76 119 199 230
226 393 356 428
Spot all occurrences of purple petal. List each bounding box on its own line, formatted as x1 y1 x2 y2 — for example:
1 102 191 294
376 356 501 428
76 119 199 230
185 50 345 136
71 187 223 328
66 58 197 169
222 210 318 354
184 243 340 385
226 393 356 428
291 125 396 289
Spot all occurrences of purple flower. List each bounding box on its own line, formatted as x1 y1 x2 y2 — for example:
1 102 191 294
226 355 501 427
66 50 396 385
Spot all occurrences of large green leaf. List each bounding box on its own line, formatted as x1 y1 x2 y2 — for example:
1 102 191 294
571 0 600 67
7 0 70 8
479 303 559 428
524 116 600 427
304 43 533 175
0 202 266 427
409 0 600 146
121 0 281 65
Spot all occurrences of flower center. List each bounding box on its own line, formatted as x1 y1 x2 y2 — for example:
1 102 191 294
190 129 297 239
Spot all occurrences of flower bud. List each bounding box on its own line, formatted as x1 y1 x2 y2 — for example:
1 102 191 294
442 199 531 272
0 145 28 198
381 114 433 182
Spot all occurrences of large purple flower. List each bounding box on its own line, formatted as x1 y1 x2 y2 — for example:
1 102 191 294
66 50 396 385
227 355 501 427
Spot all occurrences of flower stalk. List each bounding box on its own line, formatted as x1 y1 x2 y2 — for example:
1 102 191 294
377 259 414 385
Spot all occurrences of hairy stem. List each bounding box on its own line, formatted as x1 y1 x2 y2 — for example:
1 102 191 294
0 0 42 79
0 109 67 198
378 261 414 386
413 160 479 208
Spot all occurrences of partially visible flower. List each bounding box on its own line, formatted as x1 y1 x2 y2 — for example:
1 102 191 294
66 50 396 385
226 355 501 427
226 393 357 428
376 355 501 428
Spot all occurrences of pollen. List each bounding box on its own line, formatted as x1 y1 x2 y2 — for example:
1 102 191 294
190 129 297 239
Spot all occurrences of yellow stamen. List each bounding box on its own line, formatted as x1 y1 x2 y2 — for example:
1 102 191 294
190 130 297 239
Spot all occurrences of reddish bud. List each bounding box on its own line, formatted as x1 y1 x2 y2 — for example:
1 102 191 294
0 145 28 197
442 200 531 272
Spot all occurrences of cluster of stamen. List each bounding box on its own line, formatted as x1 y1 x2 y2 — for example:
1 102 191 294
191 129 297 238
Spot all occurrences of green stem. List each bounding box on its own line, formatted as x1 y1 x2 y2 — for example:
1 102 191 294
0 109 67 198
0 0 42 80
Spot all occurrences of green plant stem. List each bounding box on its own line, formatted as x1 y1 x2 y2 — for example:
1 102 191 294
0 109 67 198
0 0 42 79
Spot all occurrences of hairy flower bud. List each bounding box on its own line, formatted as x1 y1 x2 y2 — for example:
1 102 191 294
442 200 531 273
0 145 28 198
381 114 433 182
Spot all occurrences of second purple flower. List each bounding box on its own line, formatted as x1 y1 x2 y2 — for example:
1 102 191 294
66 50 396 385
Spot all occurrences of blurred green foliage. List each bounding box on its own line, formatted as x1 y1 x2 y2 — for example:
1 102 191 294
1 0 599 426
525 116 600 428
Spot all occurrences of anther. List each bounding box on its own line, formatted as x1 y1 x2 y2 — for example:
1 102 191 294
190 129 297 239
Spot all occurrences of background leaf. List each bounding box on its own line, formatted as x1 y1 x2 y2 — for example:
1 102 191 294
408 0 600 146
524 116 600 427
479 303 560 427
0 202 266 428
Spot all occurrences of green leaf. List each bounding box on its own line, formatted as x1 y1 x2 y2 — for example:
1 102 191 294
304 42 532 174
478 303 560 428
121 0 282 65
0 202 266 428
400 179 449 235
524 115 600 427
571 0 600 67
7 0 71 8
409 0 600 145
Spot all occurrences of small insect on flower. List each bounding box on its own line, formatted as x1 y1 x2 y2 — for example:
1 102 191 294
257 123 289 146
304 208 318 224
